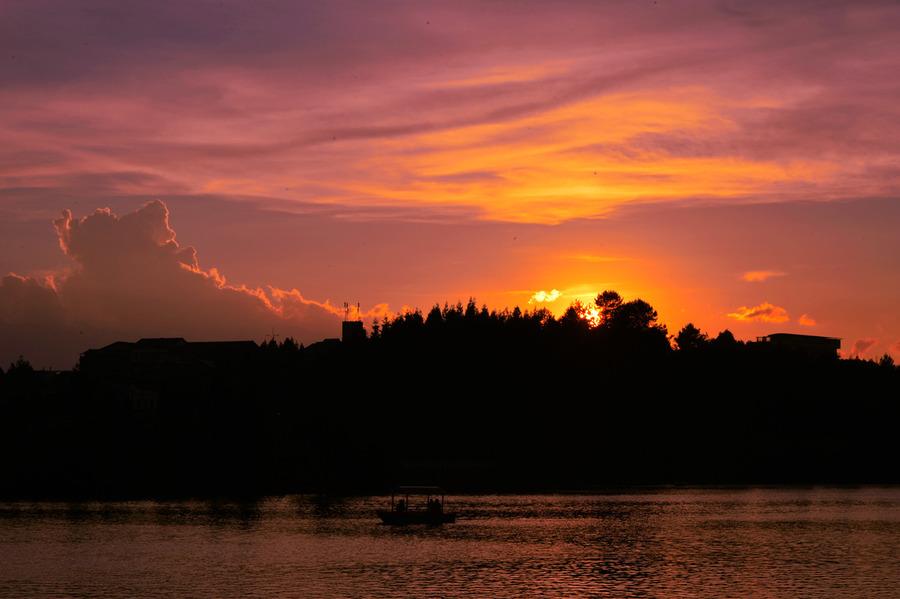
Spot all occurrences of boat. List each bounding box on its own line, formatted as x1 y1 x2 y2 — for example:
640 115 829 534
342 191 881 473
377 485 457 525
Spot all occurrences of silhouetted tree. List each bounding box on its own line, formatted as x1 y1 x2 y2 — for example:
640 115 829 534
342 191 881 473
675 323 709 351
606 299 660 331
425 305 443 329
713 329 736 344
465 298 478 320
3 289 898 499
559 301 590 334
709 330 740 353
3 356 35 390
8 356 33 375
595 290 623 325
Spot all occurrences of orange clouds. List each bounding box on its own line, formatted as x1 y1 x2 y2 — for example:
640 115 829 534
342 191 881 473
360 89 843 223
566 254 625 264
528 289 562 304
797 314 817 327
848 338 878 358
726 302 820 327
727 302 790 324
742 270 786 282
5 2 899 228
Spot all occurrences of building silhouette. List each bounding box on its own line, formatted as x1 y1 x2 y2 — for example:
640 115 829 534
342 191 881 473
756 333 841 358
78 338 259 416
341 301 366 346
80 338 258 374
341 321 366 345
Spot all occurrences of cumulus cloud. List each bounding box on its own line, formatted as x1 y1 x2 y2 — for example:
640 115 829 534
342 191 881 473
741 270 786 283
797 314 816 327
0 273 70 367
529 289 562 304
0 201 352 367
727 302 790 323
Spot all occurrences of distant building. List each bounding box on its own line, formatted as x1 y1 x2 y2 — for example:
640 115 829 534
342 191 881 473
339 300 367 347
303 338 343 361
78 338 259 416
341 320 366 346
756 333 841 359
80 337 258 375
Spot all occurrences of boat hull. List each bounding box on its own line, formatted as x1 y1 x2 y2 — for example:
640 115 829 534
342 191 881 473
377 510 457 525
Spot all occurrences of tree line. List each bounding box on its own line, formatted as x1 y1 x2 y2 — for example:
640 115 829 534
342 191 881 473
0 291 897 498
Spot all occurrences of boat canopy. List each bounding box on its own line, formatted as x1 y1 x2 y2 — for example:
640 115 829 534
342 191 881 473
395 485 443 494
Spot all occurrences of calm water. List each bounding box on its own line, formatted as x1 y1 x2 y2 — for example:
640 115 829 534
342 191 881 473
1 489 898 598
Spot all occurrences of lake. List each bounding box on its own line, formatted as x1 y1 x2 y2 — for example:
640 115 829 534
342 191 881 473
1 488 898 598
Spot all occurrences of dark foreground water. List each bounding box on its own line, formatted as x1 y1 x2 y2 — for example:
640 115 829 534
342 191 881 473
1 489 898 598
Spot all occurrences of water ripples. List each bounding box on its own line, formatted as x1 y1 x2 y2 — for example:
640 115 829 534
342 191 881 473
1 488 898 597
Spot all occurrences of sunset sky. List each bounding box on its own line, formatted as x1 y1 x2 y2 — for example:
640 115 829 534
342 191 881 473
2 0 899 367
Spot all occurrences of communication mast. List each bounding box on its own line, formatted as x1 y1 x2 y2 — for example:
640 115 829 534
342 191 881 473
341 300 366 345
343 302 362 322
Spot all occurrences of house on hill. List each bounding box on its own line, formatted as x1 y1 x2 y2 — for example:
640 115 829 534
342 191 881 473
78 338 259 417
755 333 841 359
79 337 258 375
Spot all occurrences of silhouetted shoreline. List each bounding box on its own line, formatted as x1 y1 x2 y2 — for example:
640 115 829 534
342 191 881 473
2 294 898 500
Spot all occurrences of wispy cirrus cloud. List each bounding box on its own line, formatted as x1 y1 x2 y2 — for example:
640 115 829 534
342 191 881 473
741 270 786 283
2 1 900 224
566 254 627 264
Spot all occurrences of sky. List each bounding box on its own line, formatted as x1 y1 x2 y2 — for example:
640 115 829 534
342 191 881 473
1 0 899 368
